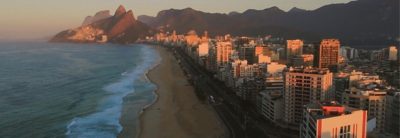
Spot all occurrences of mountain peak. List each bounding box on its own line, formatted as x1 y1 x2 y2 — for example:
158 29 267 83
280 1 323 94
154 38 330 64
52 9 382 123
127 10 136 20
264 6 283 12
288 7 307 13
115 5 127 17
182 7 199 13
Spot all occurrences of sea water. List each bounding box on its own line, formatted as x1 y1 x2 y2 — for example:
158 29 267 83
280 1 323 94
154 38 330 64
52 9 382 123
0 42 159 138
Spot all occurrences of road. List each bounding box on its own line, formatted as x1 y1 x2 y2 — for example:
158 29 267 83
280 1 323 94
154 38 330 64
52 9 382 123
171 47 299 138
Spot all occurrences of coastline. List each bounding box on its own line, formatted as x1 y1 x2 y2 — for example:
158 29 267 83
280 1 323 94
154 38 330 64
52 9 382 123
138 46 225 138
117 45 162 138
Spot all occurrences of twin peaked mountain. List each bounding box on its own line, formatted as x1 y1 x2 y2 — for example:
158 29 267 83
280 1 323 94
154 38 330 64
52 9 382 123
52 0 398 45
51 5 151 44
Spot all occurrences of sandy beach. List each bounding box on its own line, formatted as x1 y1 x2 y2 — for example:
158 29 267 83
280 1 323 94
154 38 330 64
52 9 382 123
137 46 225 138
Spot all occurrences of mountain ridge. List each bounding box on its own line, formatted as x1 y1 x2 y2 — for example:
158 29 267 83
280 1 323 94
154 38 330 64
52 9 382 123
138 0 399 45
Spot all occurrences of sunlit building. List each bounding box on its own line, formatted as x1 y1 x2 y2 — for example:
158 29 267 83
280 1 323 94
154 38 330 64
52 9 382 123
388 46 398 61
314 39 340 70
342 71 388 133
284 67 334 125
286 39 304 60
216 41 233 67
257 54 271 64
198 40 209 57
301 101 368 138
185 30 200 46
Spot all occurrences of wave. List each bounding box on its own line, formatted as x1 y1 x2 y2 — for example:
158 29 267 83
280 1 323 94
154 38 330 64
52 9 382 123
65 45 160 138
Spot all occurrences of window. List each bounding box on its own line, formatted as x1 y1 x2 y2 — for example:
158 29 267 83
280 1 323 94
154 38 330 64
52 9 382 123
339 125 351 138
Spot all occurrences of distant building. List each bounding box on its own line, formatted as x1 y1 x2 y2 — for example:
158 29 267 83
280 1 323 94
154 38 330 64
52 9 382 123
314 39 340 71
198 40 209 57
370 49 386 61
239 46 256 64
237 78 265 104
388 46 398 61
207 44 217 72
333 73 350 103
216 41 233 68
255 45 269 56
284 67 334 125
266 62 287 75
302 54 314 66
290 54 314 67
185 30 200 46
286 39 304 61
257 54 271 64
301 101 368 138
340 46 358 60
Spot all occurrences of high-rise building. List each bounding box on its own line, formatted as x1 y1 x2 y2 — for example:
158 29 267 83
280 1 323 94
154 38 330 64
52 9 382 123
286 39 304 60
257 54 271 64
185 30 200 46
216 41 233 68
237 78 265 103
385 91 400 137
333 73 350 103
342 72 388 133
301 101 368 138
266 62 287 75
258 90 284 122
388 46 398 61
198 40 209 57
207 44 217 72
284 67 334 125
340 46 358 60
314 39 340 70
255 45 265 56
239 46 256 64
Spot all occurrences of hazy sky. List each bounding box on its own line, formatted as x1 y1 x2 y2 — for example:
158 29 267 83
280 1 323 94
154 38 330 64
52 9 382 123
0 0 353 40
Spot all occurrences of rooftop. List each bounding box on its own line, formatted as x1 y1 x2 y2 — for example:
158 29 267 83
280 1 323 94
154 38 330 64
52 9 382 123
288 66 330 75
306 101 358 119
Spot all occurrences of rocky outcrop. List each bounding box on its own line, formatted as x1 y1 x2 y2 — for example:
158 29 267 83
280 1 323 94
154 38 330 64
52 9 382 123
108 10 135 38
51 5 151 44
114 5 127 17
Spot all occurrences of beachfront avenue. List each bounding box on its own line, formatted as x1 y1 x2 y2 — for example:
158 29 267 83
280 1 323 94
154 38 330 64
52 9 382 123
172 46 298 138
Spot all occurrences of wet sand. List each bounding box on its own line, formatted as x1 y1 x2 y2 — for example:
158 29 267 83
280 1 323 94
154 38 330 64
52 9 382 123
138 46 225 138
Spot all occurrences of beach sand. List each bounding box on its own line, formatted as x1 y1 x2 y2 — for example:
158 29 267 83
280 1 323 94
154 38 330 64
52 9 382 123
137 46 225 138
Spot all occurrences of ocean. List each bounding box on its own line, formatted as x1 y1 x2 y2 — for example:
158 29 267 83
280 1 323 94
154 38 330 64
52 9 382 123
0 42 160 138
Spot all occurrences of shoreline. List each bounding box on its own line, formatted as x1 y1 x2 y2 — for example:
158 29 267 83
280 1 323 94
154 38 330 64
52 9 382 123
117 45 162 138
134 46 162 138
138 46 225 138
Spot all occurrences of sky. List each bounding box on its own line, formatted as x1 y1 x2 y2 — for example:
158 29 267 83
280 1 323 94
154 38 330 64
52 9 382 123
0 0 353 40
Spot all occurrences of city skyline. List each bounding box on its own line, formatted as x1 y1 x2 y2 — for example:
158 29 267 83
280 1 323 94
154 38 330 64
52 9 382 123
0 0 354 40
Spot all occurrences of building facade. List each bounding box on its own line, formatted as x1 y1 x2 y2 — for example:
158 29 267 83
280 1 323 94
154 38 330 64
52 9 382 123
385 91 400 136
342 73 388 133
286 39 304 60
388 46 398 61
258 90 284 122
216 41 233 68
315 39 340 70
301 101 368 138
284 67 334 125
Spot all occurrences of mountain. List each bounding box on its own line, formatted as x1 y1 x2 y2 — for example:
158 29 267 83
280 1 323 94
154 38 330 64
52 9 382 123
139 0 399 45
51 5 151 44
82 10 112 26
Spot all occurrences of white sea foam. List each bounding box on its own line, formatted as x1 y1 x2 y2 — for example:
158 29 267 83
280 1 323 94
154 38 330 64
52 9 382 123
65 45 159 138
